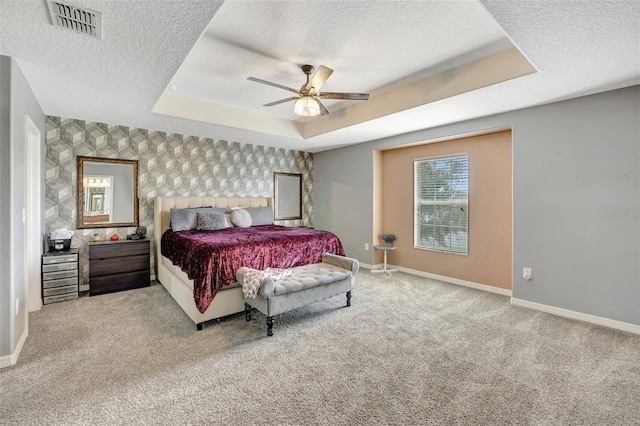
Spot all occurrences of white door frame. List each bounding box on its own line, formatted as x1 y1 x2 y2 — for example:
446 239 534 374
25 115 42 313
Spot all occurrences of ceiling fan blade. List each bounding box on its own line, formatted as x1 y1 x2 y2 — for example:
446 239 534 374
247 77 300 95
305 65 333 93
263 96 300 107
317 99 330 116
318 92 370 100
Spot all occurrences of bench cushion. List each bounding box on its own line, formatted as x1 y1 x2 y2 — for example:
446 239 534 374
271 263 352 296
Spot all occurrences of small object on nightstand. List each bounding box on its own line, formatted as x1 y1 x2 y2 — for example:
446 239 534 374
92 233 99 242
47 237 71 252
110 234 119 241
48 228 73 251
127 226 147 240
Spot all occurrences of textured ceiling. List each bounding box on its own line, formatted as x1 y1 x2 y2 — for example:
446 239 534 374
0 0 638 152
169 0 511 119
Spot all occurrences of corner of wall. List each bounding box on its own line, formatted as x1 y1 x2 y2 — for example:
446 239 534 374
372 149 383 264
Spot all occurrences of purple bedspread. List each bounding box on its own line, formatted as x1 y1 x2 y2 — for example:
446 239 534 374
160 225 345 313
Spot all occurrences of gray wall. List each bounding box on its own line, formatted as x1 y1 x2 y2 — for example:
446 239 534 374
314 141 375 262
0 56 11 359
315 85 640 326
0 55 45 360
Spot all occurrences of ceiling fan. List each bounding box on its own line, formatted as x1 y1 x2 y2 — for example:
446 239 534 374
247 64 369 117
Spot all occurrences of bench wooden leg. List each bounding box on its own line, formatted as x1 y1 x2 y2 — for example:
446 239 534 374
196 323 203 331
346 291 352 307
245 303 252 321
266 316 274 337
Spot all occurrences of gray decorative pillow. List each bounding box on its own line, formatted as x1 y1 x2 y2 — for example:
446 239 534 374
245 207 274 226
196 212 228 231
230 208 252 228
170 207 227 231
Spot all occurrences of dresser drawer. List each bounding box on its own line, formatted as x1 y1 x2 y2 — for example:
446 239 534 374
90 270 150 296
43 261 78 273
43 292 78 305
89 241 149 260
43 253 78 264
43 284 78 297
89 254 149 277
43 276 78 289
43 269 79 280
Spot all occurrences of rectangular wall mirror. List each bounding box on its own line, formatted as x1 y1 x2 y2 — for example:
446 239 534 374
274 172 302 220
77 156 139 229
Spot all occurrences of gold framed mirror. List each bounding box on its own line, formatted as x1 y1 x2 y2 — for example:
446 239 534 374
77 156 139 229
274 172 302 220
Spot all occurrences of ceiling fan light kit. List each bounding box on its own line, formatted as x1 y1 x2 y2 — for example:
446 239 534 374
293 96 321 117
248 64 370 117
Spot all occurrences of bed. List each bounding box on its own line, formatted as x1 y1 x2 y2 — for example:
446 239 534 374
154 196 345 329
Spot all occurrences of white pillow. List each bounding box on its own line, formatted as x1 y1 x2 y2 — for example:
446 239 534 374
230 208 252 228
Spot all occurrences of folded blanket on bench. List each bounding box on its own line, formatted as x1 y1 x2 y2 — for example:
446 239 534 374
238 267 292 299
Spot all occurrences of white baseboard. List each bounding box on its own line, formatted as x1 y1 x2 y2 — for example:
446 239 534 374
357 262 376 270
0 328 28 369
0 353 11 369
511 298 640 335
378 264 512 297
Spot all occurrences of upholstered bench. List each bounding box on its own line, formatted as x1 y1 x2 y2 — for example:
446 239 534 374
236 253 359 336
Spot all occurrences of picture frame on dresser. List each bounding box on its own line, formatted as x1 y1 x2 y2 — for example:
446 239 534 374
89 239 150 296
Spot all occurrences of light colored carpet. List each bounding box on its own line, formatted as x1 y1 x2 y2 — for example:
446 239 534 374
1 271 639 425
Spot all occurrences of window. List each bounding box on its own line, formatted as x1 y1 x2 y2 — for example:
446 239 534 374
414 154 469 254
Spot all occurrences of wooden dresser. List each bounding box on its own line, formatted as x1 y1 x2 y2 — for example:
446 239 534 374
89 239 150 296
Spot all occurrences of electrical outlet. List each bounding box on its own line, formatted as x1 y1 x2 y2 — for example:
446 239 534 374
523 267 532 280
364 243 369 251
15 298 19 316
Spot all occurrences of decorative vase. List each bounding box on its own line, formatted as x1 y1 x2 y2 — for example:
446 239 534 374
92 234 99 242
110 234 119 241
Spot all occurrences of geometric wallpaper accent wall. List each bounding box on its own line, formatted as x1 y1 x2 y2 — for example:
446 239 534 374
44 116 313 288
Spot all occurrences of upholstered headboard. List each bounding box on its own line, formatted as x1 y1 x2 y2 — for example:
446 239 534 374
153 196 272 275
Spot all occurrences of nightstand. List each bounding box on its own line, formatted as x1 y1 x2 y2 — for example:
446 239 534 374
89 239 150 296
42 250 79 304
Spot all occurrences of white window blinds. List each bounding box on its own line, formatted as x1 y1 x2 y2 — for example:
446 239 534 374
414 154 469 254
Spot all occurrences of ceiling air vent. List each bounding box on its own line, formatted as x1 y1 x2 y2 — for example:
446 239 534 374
46 1 103 39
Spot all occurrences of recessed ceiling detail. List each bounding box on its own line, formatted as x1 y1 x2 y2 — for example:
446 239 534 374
152 0 536 141
153 47 535 140
46 1 102 39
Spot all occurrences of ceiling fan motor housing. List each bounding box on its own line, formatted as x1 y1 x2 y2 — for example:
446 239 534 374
247 64 369 116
